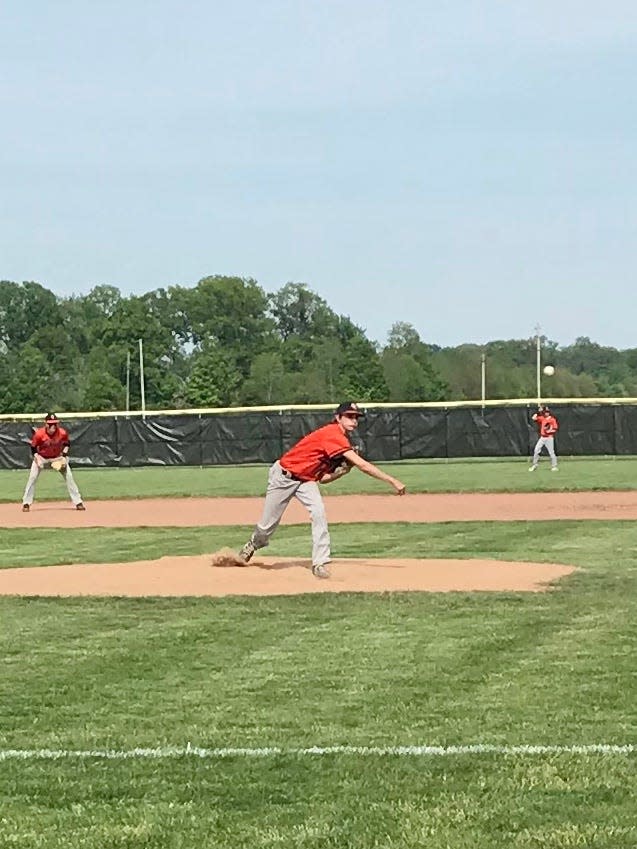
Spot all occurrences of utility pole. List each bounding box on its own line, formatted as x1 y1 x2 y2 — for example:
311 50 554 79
125 351 131 414
139 339 146 419
535 323 542 407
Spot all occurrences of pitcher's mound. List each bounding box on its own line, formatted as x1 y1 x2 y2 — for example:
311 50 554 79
0 550 576 597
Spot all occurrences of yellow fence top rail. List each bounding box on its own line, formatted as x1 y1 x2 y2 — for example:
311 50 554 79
2 397 637 422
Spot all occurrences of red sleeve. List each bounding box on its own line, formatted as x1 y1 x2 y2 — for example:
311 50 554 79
30 429 43 449
321 428 352 459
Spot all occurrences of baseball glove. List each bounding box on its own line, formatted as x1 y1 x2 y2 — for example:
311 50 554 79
331 461 351 479
327 454 352 476
318 456 352 484
51 458 67 472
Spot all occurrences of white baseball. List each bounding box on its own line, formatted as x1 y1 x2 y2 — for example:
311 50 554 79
543 365 555 376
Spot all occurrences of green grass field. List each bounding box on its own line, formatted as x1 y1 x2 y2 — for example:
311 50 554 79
3 455 637 502
1 463 636 847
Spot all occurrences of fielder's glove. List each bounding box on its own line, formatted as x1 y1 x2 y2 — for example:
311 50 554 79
319 455 353 483
330 460 350 479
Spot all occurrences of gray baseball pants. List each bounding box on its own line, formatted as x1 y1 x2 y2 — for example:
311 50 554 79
249 461 331 567
531 436 558 469
22 457 83 506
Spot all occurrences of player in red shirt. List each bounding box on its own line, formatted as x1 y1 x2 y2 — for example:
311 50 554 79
529 404 559 472
21 413 86 512
238 401 406 578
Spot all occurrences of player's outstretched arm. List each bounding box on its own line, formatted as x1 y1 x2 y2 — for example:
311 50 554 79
342 449 406 495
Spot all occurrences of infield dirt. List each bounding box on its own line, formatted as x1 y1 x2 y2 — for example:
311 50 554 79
0 492 592 597
4 490 637 528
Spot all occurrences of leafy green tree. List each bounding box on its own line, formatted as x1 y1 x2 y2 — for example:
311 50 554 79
544 369 598 398
60 285 123 354
309 339 345 401
29 325 80 377
0 345 54 412
240 351 287 405
100 297 182 408
83 369 126 411
278 335 315 372
382 349 432 401
560 337 622 375
335 315 371 346
387 321 422 351
269 282 339 341
0 280 64 348
430 345 483 400
266 284 391 402
383 322 448 400
141 287 192 350
268 284 341 373
184 341 242 407
282 366 332 403
6 273 637 413
485 338 540 369
340 336 389 401
183 276 272 373
557 338 636 396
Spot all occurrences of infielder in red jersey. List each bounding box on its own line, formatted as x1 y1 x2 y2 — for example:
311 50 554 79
21 412 85 512
529 405 559 472
238 401 406 578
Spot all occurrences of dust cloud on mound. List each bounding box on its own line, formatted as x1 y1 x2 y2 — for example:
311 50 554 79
210 547 248 569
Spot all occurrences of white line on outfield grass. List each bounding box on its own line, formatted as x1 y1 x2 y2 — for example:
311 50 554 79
0 744 634 761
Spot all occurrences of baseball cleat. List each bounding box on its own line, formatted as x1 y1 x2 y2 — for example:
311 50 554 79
22 504 30 512
76 502 86 511
312 563 330 579
238 540 256 563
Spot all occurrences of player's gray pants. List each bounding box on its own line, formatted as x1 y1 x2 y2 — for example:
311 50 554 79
531 436 558 469
249 461 331 567
22 457 83 506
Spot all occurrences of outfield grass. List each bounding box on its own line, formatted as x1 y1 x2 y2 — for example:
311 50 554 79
2 455 637 502
0 518 636 570
1 522 636 847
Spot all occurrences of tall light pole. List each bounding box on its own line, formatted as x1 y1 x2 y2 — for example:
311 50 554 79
139 339 146 419
125 351 131 414
535 323 542 406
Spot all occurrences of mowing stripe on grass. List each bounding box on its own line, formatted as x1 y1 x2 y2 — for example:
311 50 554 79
0 744 634 761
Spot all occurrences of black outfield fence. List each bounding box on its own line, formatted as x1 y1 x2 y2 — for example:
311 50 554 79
0 403 635 470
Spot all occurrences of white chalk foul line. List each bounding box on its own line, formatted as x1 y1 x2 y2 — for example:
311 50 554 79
0 744 634 761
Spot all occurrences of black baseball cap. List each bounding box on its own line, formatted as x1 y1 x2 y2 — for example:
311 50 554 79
335 401 365 417
45 412 59 423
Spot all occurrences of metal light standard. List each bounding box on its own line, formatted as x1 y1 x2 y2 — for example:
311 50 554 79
535 324 542 406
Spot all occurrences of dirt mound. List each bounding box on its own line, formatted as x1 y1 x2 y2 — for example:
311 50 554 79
0 553 576 597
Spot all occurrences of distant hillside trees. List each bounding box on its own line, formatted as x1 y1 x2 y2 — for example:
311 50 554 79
0 276 636 413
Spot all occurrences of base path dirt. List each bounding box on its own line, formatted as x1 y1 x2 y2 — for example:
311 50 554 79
0 553 576 597
5 491 637 528
1 492 595 597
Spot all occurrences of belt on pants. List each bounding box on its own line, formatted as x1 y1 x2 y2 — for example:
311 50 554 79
280 466 302 482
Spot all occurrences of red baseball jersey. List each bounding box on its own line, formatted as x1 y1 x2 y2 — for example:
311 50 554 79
280 422 353 482
30 425 70 459
535 413 559 438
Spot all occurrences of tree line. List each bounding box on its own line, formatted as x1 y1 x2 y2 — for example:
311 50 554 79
1 276 636 413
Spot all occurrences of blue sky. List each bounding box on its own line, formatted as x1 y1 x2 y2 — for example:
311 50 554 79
2 1 635 348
